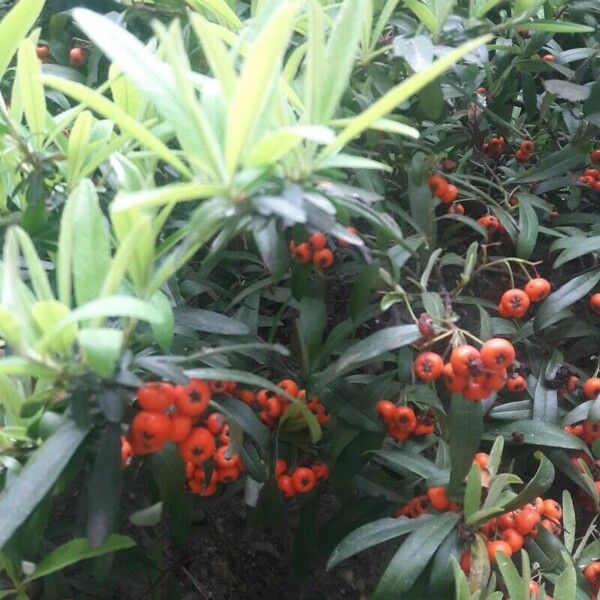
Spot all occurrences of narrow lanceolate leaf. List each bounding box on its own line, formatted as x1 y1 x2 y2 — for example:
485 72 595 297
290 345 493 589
0 0 44 79
323 324 421 381
111 182 226 214
0 419 89 549
484 420 587 451
516 200 538 259
534 270 600 332
25 535 134 582
373 512 460 598
225 1 298 175
42 75 191 178
17 39 46 150
327 515 433 570
448 395 483 496
552 236 600 268
318 34 491 161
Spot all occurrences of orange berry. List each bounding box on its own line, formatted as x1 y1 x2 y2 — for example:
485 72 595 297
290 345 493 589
238 389 256 405
313 248 334 269
514 508 541 535
218 465 240 483
414 352 444 381
36 45 49 60
448 203 465 215
335 225 358 248
450 345 483 377
498 512 516 530
460 551 471 574
514 149 530 162
439 184 458 204
592 149 600 164
542 499 562 520
214 445 240 469
463 381 490 401
590 293 600 314
500 289 530 318
473 452 489 469
265 396 283 419
308 232 327 251
278 379 299 397
480 338 515 371
477 215 500 231
520 140 535 154
484 369 508 392
428 175 447 196
174 378 211 417
291 467 317 493
584 561 600 588
542 53 554 62
69 47 85 66
130 411 172 455
417 312 435 337
487 540 512 563
291 242 312 263
584 168 600 180
506 375 527 393
427 486 451 511
312 461 330 480
442 363 468 393
524 278 551 302
206 412 225 435
178 428 216 465
277 475 296 497
375 399 397 422
276 458 287 476
501 528 524 553
137 382 176 412
208 379 229 394
170 412 193 443
583 378 600 400
395 406 417 432
567 375 579 392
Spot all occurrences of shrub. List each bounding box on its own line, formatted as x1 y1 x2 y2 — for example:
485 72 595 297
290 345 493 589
0 0 599 597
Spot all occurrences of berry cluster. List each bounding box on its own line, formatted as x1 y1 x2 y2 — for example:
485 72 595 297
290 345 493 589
482 136 506 159
395 486 460 518
414 338 520 402
375 401 435 441
184 415 244 497
276 458 330 497
577 149 600 191
289 227 358 268
514 139 535 163
36 44 86 67
428 174 458 203
236 379 331 429
497 277 551 319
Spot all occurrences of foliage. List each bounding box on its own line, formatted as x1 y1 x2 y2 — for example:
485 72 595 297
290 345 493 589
0 0 599 597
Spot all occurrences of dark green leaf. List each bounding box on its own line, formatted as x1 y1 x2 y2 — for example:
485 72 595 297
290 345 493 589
299 279 327 361
0 419 89 549
174 307 249 335
372 449 448 481
552 236 600 268
516 200 538 259
25 535 134 582
448 395 483 496
501 452 554 512
373 512 460 598
525 20 595 33
535 270 600 331
212 396 270 446
484 420 587 450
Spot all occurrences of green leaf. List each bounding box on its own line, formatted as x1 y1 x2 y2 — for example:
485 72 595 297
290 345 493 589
323 324 421 381
543 80 591 102
25 535 134 582
111 182 226 214
78 328 123 378
404 0 436 33
174 307 249 335
31 300 77 355
327 515 432 570
86 424 122 546
0 0 44 79
35 296 164 352
448 395 483 496
534 270 600 332
514 144 587 183
0 419 89 549
186 367 321 443
516 200 538 260
318 35 491 161
69 180 111 306
562 490 575 553
373 512 460 598
501 452 555 513
17 39 46 151
372 449 448 481
484 420 586 451
299 279 327 361
211 396 270 446
187 0 242 30
12 227 54 301
495 551 526 600
463 463 482 520
552 236 600 268
225 1 298 176
42 75 191 178
525 20 595 33
129 502 162 527
553 565 576 600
